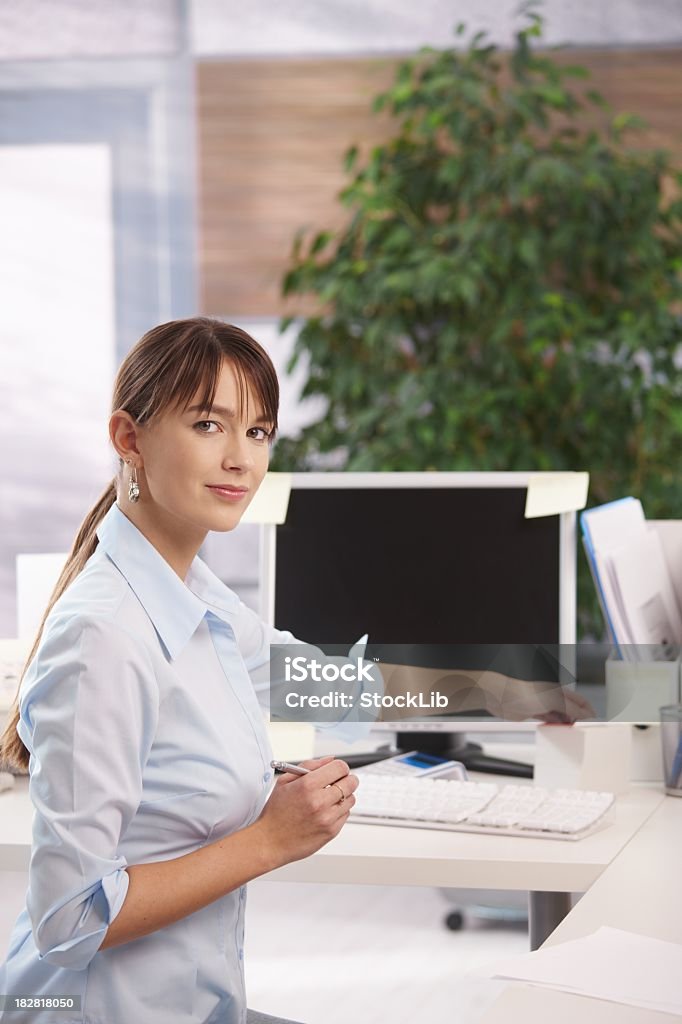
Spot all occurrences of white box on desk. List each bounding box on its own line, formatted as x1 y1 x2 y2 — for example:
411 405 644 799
605 657 680 722
630 723 665 783
603 660 679 783
600 519 682 783
534 723 632 794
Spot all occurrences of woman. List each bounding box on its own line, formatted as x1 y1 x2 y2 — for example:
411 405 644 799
0 317 358 1024
0 316 592 1024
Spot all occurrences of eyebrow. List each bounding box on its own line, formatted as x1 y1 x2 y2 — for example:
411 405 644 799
186 403 273 425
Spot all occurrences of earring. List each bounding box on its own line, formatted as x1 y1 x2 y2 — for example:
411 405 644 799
127 461 140 503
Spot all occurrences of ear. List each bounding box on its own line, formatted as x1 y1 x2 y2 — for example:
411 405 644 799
110 409 143 466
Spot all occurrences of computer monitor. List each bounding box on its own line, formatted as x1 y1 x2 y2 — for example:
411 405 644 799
260 472 577 773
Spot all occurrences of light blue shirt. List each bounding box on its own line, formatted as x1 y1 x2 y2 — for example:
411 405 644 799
0 503 379 1024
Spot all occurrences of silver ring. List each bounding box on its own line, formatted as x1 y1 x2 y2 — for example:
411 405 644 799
332 783 345 804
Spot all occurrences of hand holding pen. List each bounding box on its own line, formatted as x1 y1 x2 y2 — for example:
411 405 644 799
270 760 313 775
250 756 359 869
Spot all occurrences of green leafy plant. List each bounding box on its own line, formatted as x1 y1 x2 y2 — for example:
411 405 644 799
272 5 682 636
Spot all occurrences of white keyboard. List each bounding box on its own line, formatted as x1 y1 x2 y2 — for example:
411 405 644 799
351 775 615 840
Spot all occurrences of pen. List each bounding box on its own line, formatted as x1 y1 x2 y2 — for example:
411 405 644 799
270 759 311 776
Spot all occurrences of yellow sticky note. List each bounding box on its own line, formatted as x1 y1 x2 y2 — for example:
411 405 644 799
241 472 292 524
265 722 316 761
524 472 589 519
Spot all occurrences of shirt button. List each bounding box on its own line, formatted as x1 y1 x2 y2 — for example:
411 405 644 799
262 770 272 783
239 948 244 960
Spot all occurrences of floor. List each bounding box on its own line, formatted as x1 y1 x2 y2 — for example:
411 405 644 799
243 881 528 1024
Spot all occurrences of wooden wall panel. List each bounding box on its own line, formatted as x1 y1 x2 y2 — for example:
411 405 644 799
197 50 682 318
197 58 395 318
559 49 682 164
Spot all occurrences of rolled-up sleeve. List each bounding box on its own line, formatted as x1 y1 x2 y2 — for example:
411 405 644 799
17 614 159 971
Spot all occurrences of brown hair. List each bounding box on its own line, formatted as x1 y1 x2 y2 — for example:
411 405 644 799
0 317 279 772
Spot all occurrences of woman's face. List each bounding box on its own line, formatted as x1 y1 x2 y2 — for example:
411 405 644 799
135 359 273 537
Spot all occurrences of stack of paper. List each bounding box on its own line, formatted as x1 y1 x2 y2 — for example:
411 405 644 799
478 926 682 1017
581 498 682 661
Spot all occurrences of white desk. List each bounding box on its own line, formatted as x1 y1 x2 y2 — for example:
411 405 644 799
0 776 672 974
478 795 682 1022
263 774 664 948
266 779 661 890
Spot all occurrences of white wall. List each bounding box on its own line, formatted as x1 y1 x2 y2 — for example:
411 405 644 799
0 0 182 59
0 144 116 636
190 0 682 56
1 1 680 62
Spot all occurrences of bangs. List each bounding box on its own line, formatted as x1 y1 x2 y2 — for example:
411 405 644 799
117 317 279 434
175 348 277 431
169 343 223 418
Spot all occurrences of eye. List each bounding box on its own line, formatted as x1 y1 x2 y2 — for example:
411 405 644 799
247 426 272 442
193 420 220 434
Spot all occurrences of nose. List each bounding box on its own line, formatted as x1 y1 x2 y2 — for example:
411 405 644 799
221 431 255 472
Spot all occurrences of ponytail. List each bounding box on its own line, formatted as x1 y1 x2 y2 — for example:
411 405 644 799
0 480 118 773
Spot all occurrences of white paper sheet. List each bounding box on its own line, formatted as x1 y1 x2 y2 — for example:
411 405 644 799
592 547 635 651
609 529 682 656
480 926 682 1016
581 498 682 659
581 498 646 655
582 497 646 554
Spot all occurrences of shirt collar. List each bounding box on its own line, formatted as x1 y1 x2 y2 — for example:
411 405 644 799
96 502 241 660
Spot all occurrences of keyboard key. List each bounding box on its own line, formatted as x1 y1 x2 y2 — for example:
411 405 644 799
351 774 615 841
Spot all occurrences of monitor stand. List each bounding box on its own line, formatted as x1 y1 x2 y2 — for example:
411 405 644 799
395 730 533 779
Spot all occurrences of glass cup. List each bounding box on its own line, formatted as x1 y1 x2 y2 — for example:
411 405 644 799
659 705 682 797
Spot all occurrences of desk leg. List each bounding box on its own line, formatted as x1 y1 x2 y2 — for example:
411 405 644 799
528 891 571 950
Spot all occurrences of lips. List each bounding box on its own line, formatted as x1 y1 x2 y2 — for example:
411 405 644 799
207 485 249 494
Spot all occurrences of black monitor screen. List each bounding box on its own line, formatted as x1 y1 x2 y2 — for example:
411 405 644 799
274 486 561 664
